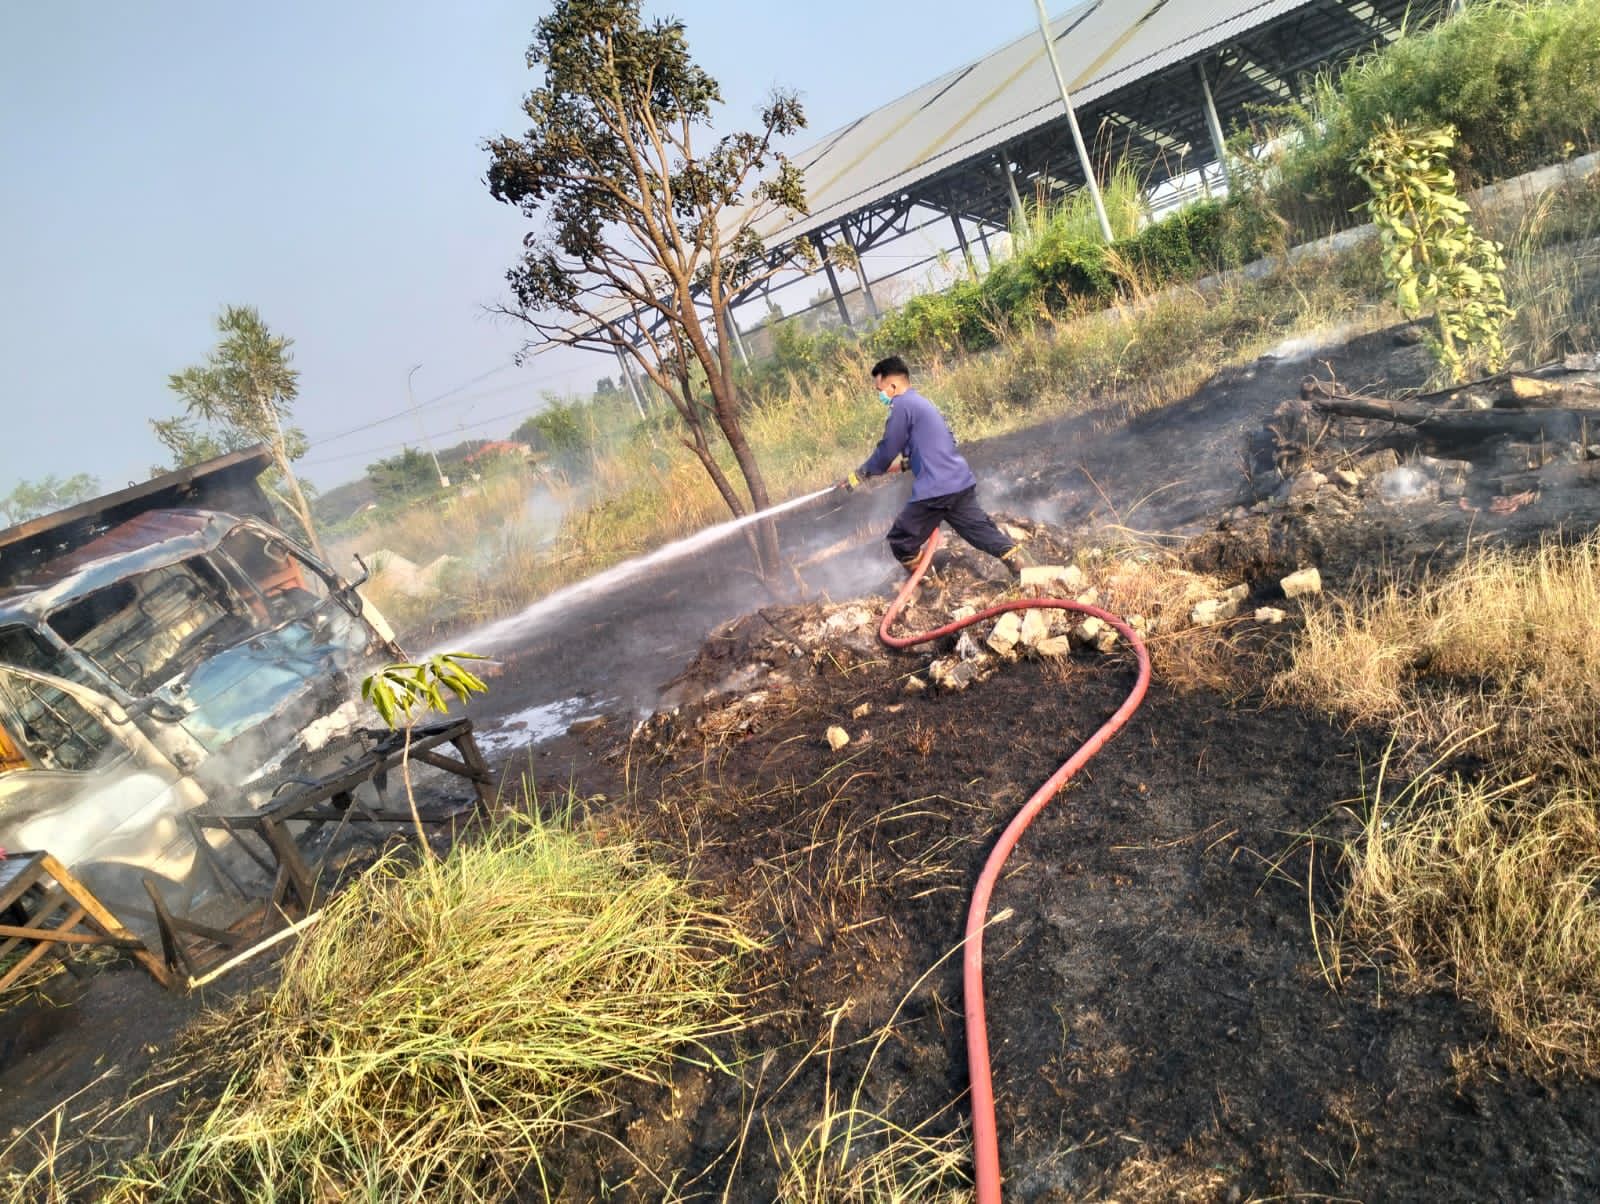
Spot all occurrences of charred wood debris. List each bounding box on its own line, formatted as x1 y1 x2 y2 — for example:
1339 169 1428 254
1243 351 1600 518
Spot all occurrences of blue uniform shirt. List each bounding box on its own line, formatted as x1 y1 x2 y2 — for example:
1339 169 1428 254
858 388 978 501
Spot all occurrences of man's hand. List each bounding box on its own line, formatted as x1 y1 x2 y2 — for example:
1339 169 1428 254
836 470 861 492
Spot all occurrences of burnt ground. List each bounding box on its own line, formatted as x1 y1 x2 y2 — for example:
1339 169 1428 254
9 319 1600 1200
540 628 1600 1201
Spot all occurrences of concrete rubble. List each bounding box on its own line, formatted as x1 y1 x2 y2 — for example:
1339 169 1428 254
1280 567 1322 598
642 512 1329 743
986 612 1023 656
1021 564 1087 593
1019 608 1052 649
1190 582 1250 625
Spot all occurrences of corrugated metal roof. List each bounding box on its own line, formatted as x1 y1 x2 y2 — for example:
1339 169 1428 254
761 0 1313 243
564 0 1404 339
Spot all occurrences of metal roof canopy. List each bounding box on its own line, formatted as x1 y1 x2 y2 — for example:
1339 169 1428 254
574 0 1447 361
733 0 1446 326
764 0 1435 245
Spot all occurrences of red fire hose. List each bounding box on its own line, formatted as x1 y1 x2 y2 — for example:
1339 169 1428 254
878 530 1151 1203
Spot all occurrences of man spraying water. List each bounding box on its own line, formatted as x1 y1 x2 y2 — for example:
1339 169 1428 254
838 355 1033 577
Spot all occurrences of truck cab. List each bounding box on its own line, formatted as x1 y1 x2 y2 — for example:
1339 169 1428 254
0 450 398 924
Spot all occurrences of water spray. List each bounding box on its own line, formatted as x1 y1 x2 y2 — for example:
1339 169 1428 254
441 486 837 654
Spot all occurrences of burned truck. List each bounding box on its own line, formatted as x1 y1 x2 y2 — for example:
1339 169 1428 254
0 449 400 924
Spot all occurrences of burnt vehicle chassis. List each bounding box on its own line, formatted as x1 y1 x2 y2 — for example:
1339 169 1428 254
0 449 488 988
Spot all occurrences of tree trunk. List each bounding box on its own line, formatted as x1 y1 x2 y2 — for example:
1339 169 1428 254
715 400 780 574
274 447 326 560
693 307 782 575
645 357 748 519
259 395 325 560
681 436 746 518
1309 393 1586 446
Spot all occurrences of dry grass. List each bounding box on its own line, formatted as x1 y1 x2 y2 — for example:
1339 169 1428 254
1323 752 1600 1076
1067 547 1256 694
1495 166 1600 368
771 1097 971 1204
1278 536 1600 777
1280 537 1600 1075
764 966 973 1204
101 809 754 1202
1096 1151 1230 1202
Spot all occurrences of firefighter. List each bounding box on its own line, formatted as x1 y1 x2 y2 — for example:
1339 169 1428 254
838 356 1033 576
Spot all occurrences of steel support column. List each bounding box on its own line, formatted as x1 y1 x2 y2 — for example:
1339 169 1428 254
811 232 854 328
727 315 751 367
951 214 977 274
1034 0 1114 243
614 347 648 419
1197 61 1233 187
1001 150 1025 223
842 222 879 319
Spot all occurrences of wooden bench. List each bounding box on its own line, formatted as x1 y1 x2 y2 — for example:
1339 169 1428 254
0 853 172 991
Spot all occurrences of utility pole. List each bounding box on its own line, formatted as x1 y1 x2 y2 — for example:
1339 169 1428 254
407 363 449 488
1033 0 1115 244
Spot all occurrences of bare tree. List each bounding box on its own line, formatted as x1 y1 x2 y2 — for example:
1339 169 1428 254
485 0 829 573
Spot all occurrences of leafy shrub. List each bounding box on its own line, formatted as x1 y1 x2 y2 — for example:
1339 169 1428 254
1356 121 1514 380
1267 0 1600 235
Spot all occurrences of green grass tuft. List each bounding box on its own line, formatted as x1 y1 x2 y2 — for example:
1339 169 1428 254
110 811 755 1202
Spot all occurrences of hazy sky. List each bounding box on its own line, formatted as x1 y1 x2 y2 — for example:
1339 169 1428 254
1 1 1044 493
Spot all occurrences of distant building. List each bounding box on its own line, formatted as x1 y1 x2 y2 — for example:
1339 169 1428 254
463 440 533 468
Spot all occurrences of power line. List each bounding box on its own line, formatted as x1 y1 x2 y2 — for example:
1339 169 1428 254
298 398 555 468
300 359 587 450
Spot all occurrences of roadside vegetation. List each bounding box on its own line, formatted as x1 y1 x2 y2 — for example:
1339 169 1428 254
1279 536 1600 1075
337 2 1600 642
94 810 753 1202
1258 0 1600 238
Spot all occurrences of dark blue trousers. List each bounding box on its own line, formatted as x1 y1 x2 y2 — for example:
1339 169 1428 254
887 485 1014 564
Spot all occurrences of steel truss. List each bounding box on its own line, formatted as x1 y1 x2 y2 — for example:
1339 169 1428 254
610 0 1446 352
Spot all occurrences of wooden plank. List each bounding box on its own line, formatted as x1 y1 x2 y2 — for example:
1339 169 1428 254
409 747 488 781
144 878 199 979
450 731 495 808
0 886 70 964
151 910 244 948
0 923 141 948
259 820 317 912
0 853 46 913
41 855 173 988
185 815 250 900
0 922 75 993
41 857 138 942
